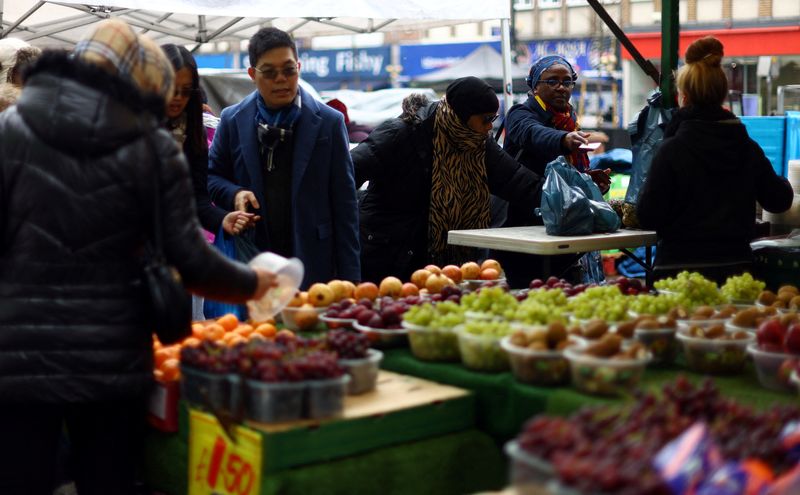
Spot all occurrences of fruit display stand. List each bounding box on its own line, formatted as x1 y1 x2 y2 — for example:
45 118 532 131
380 348 799 443
143 371 508 495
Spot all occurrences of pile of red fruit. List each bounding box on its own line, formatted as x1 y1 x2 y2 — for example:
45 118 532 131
325 330 369 359
516 377 800 495
235 336 343 382
756 315 800 354
428 285 463 303
350 298 410 330
528 276 595 297
610 276 650 296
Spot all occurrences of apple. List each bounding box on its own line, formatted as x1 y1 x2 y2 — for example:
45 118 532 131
757 318 786 349
327 280 349 301
411 269 432 289
287 290 305 308
546 276 559 288
400 282 420 297
480 268 500 280
357 309 377 326
529 279 544 289
441 265 463 284
424 264 442 276
354 282 379 301
379 276 403 298
481 259 502 274
784 323 800 354
425 273 452 294
341 281 356 299
460 262 481 281
293 304 319 330
308 283 335 307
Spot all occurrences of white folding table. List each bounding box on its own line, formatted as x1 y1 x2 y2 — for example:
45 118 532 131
447 226 658 285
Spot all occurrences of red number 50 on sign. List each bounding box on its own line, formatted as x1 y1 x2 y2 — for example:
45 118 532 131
188 410 262 495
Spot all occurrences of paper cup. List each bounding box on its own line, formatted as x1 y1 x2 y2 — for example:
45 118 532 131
247 252 304 321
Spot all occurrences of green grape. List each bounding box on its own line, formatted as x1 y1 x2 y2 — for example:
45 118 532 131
512 300 567 325
628 293 680 315
566 286 630 322
403 301 465 328
720 273 765 303
462 320 514 337
653 271 724 309
460 287 518 316
525 288 568 307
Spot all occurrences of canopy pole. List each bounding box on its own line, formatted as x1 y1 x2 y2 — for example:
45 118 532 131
3 1 45 38
500 18 513 117
660 0 679 108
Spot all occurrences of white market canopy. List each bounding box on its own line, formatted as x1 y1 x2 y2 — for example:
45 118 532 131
1 0 515 110
1 0 509 46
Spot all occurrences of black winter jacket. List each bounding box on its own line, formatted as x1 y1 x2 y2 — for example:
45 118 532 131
0 52 257 403
352 100 543 282
637 105 793 270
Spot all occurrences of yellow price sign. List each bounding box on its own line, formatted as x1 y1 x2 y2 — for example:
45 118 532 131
188 409 262 495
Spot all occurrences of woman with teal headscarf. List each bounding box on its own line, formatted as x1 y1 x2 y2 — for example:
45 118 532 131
493 55 611 288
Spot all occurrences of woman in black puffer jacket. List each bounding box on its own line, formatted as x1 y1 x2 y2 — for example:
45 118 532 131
0 20 274 494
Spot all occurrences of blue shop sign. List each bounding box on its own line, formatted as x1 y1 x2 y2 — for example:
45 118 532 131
400 41 501 77
521 38 597 73
238 47 390 81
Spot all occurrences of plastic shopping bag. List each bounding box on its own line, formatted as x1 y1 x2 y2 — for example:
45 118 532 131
539 161 594 236
540 158 620 235
203 228 260 320
625 91 675 205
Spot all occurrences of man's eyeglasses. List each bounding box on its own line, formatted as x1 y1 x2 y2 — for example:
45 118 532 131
539 79 577 89
253 64 300 80
482 114 499 124
173 87 195 98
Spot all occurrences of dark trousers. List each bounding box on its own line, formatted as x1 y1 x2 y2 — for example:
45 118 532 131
0 399 146 495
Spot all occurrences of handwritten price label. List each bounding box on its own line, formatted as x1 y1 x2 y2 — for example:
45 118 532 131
188 410 262 495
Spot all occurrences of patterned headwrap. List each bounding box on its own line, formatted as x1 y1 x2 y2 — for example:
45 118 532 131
526 55 576 89
428 97 491 266
0 38 36 84
73 19 174 102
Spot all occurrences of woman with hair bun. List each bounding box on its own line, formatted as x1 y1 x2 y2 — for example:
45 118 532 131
637 36 793 284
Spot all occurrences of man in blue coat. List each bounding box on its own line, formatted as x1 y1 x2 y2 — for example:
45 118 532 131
208 27 360 287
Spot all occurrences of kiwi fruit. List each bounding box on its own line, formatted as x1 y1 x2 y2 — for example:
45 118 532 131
757 290 777 305
703 324 726 339
546 322 567 348
583 319 609 340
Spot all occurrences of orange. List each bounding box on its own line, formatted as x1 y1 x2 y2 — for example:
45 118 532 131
234 324 254 337
154 348 171 369
204 323 225 341
163 345 181 360
160 358 181 382
226 335 246 347
191 323 206 339
217 313 239 332
254 323 277 338
181 337 201 348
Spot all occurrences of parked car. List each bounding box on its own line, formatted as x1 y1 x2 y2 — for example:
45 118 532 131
322 87 438 127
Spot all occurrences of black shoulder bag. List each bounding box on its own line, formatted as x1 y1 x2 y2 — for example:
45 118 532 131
142 134 192 344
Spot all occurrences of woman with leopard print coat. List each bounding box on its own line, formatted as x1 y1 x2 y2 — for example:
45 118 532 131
352 76 544 283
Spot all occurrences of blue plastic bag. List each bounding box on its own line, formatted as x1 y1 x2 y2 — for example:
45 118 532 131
540 157 621 235
625 91 675 205
540 160 594 236
203 228 260 320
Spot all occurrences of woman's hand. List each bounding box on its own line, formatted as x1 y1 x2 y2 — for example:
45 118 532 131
252 267 278 300
222 211 259 235
587 168 612 194
562 130 590 152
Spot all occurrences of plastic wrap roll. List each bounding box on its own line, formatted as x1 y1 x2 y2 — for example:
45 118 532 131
788 160 800 194
763 194 800 227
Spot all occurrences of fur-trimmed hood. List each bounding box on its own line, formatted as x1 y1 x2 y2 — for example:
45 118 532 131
16 50 166 157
